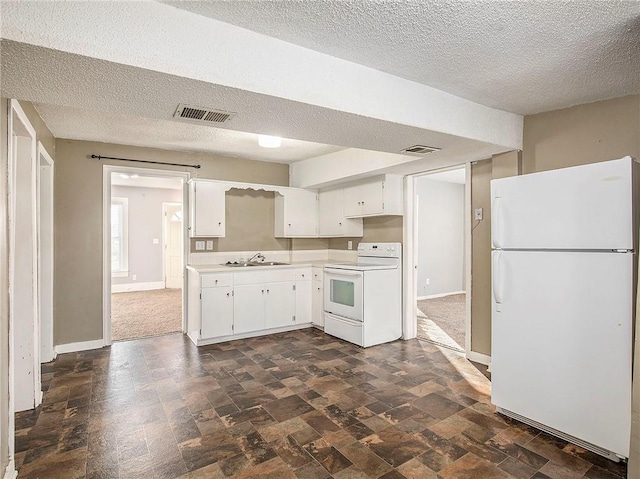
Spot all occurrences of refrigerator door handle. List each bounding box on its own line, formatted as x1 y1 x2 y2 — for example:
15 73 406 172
492 195 503 248
493 251 504 312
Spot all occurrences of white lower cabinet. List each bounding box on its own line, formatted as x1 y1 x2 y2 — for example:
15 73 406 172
295 269 312 325
190 267 312 344
201 286 234 338
233 284 267 334
264 281 296 329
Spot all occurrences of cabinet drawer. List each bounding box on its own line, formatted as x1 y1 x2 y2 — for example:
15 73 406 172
201 273 233 288
233 269 296 285
295 268 312 281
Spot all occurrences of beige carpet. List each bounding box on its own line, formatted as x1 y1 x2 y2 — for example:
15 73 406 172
417 293 466 352
111 288 182 341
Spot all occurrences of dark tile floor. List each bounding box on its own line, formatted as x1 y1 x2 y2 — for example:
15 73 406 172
15 329 627 479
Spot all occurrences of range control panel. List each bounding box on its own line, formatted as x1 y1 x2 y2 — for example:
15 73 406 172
357 242 402 258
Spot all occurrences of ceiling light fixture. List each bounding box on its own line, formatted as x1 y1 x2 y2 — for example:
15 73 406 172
258 135 282 148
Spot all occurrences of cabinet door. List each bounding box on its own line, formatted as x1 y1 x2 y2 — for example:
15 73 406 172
190 181 225 237
295 280 312 324
287 190 318 237
343 183 363 217
318 189 343 236
264 281 296 329
312 282 324 327
233 284 265 334
358 180 384 216
201 287 234 339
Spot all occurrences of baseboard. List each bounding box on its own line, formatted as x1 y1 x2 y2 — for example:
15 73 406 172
54 339 105 354
188 323 313 346
417 290 465 300
466 350 492 367
3 461 17 479
111 281 165 293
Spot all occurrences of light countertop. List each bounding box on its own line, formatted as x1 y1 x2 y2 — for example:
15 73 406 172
186 260 335 274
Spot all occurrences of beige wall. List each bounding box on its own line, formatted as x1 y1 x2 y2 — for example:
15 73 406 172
523 95 640 173
328 216 404 250
54 139 289 345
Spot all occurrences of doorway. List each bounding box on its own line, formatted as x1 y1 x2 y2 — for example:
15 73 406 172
103 167 188 343
415 168 466 352
405 164 473 357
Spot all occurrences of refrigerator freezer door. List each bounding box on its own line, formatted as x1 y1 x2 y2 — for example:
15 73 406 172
491 250 632 457
491 157 634 250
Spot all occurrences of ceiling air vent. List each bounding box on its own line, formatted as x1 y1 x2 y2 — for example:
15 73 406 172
173 104 236 124
400 145 441 156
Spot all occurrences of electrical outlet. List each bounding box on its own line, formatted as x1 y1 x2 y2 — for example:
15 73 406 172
132 274 137 281
474 208 483 220
195 240 205 251
425 278 430 285
206 240 214 250
152 238 159 244
347 241 353 250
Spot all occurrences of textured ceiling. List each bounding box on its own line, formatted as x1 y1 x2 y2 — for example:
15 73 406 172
165 0 640 115
34 104 343 164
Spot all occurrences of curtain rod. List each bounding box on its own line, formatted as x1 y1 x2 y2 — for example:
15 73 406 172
91 154 201 169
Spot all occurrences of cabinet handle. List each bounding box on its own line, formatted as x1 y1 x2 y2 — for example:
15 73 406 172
226 292 230 297
261 289 264 294
267 289 270 294
215 280 218 285
301 274 305 278
338 222 342 226
218 222 222 226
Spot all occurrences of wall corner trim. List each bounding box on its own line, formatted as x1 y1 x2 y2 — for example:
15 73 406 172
3 461 18 479
54 339 105 355
466 350 492 367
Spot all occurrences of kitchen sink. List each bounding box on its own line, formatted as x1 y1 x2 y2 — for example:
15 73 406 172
222 261 289 267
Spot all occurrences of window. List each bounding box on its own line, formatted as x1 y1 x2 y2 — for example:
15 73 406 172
111 197 128 276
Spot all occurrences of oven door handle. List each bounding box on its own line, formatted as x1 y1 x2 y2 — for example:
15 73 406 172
324 312 362 325
324 270 362 277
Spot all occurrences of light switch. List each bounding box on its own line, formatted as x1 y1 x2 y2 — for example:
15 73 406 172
195 240 205 251
206 240 214 250
152 238 159 244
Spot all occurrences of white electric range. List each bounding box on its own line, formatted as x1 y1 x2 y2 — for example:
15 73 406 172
323 243 402 347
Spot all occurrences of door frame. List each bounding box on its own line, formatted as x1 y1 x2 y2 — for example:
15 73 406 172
6 99 40 475
37 142 55 363
162 202 183 289
403 162 476 360
102 166 189 345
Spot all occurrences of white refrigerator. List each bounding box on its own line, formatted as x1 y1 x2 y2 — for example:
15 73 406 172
491 156 636 461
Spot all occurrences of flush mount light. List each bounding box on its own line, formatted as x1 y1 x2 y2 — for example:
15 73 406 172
258 135 282 148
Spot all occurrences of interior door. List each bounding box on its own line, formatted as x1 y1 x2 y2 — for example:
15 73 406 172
492 250 633 457
164 203 183 289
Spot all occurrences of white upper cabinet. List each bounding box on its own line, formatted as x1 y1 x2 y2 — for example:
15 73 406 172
318 188 363 237
188 180 226 237
343 175 404 218
274 189 318 237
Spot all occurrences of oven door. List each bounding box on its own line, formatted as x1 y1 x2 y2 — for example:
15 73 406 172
323 268 364 322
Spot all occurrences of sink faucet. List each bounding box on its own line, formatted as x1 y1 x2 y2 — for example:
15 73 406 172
248 252 265 263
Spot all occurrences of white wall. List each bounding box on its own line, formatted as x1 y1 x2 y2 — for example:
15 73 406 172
111 185 181 287
416 177 465 297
